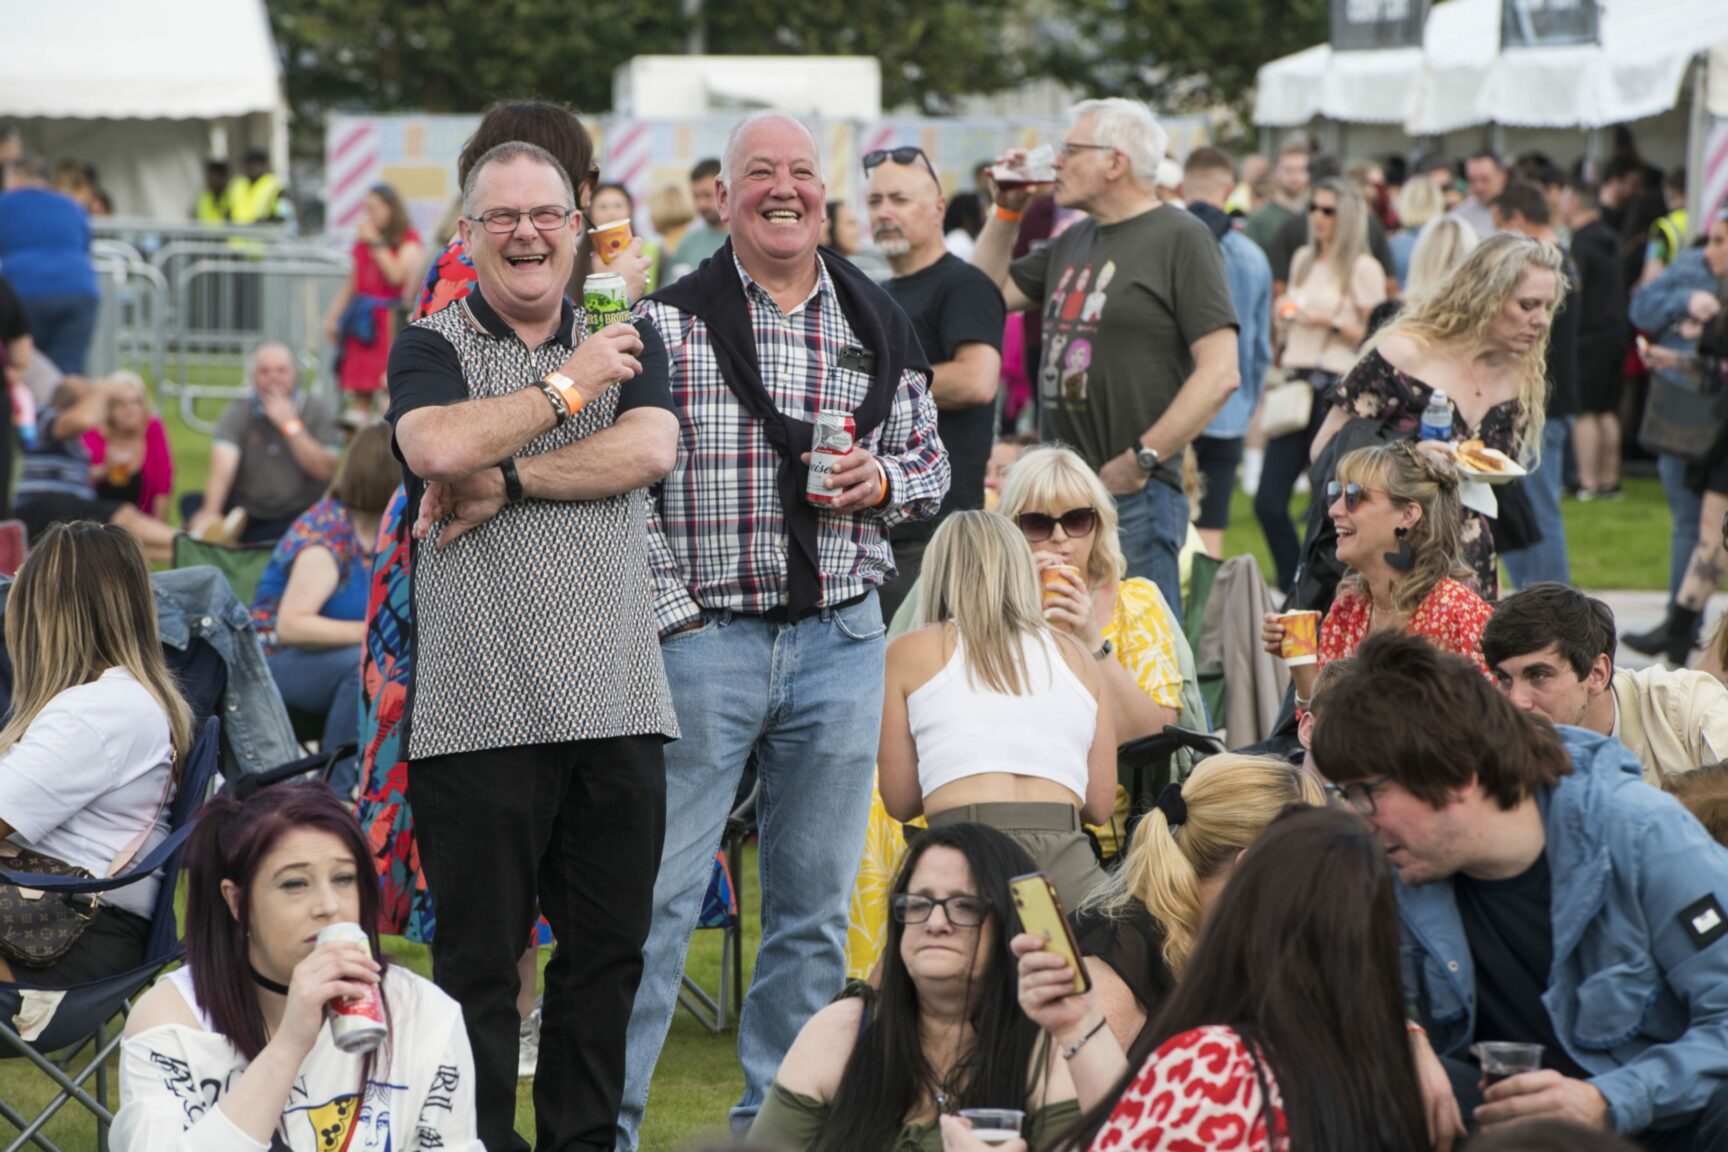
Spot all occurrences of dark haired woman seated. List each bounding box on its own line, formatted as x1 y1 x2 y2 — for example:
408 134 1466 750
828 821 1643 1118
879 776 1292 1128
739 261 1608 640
113 783 481 1151
749 823 1079 1151
987 807 1429 1152
0 522 191 985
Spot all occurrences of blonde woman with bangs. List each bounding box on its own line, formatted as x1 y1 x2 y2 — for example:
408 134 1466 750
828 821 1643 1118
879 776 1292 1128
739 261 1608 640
1312 232 1566 600
998 445 1185 743
1069 754 1325 1050
0 521 192 984
878 511 1116 906
1263 442 1493 709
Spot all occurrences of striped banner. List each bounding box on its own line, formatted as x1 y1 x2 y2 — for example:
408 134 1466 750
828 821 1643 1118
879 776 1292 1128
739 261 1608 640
1704 119 1728 225
601 121 654 231
326 118 381 230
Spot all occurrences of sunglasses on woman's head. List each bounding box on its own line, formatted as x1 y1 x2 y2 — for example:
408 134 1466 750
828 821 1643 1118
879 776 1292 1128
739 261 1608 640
1015 507 1098 542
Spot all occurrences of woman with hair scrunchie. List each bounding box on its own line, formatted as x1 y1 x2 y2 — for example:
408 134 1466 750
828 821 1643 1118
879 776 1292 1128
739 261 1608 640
1263 442 1494 713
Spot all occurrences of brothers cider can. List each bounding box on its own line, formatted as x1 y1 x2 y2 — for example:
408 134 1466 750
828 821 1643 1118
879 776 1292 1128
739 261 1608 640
805 410 856 506
583 272 631 336
317 922 387 1054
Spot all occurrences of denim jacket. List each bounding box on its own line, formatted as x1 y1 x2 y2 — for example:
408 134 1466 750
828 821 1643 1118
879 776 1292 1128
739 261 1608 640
1628 249 1718 390
1398 727 1728 1134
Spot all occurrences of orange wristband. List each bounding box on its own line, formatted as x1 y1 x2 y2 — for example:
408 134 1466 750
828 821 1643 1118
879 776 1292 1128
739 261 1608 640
280 418 304 438
993 204 1024 224
872 459 891 507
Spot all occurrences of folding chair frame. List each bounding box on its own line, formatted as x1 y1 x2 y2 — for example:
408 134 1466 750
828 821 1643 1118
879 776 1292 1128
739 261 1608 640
678 782 756 1035
0 1012 124 1152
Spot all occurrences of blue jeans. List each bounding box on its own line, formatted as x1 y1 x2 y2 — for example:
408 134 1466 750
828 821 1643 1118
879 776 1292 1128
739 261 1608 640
21 293 99 376
1115 477 1189 618
616 593 886 1148
266 645 361 796
1502 417 1572 589
1661 453 1703 613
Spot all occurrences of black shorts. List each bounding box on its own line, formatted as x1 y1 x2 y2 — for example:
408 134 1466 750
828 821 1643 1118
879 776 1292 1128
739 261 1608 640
15 492 125 542
1191 435 1245 530
1578 335 1626 414
8 905 150 987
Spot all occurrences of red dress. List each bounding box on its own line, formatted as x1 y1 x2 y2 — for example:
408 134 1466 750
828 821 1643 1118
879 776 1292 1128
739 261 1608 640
1091 1025 1289 1152
1318 577 1494 680
339 230 420 395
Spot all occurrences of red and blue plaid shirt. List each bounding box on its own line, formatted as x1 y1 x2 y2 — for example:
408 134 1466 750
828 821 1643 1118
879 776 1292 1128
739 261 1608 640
637 255 948 633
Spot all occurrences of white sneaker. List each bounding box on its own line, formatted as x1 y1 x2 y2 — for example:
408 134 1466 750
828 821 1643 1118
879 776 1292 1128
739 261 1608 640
517 1008 540 1079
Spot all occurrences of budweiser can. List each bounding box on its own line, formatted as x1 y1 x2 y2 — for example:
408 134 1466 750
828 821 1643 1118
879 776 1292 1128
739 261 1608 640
317 923 387 1054
583 272 631 336
805 410 856 506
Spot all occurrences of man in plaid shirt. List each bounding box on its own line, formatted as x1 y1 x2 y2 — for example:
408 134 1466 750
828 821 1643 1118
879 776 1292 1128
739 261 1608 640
618 112 948 1146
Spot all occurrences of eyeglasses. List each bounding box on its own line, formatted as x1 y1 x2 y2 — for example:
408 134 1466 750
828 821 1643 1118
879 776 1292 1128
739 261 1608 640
467 205 575 235
891 893 990 927
1016 507 1098 542
1326 481 1387 512
1058 141 1116 159
1326 775 1392 816
863 147 942 189
1310 204 1338 217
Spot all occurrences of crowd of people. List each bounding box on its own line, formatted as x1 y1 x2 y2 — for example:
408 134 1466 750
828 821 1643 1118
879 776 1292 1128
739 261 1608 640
0 93 1725 1152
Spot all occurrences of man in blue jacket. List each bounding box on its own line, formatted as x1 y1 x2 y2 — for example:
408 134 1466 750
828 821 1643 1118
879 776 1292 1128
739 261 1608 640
1311 630 1728 1150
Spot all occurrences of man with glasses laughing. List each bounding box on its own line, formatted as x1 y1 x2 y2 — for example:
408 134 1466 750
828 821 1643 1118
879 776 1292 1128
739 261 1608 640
1314 629 1728 1152
865 144 1005 620
386 140 681 1152
970 97 1239 616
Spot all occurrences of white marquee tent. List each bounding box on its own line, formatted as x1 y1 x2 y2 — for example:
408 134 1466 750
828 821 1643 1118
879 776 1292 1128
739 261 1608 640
0 0 288 220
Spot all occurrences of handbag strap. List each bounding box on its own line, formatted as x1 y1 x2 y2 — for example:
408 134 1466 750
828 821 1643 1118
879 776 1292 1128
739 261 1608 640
103 749 176 881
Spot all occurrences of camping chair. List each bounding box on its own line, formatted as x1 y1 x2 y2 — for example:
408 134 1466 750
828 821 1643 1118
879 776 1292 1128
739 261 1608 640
678 781 756 1034
0 716 222 1152
0 523 26 580
169 534 275 607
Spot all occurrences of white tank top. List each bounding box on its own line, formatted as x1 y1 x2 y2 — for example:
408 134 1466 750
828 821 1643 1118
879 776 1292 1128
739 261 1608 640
907 629 1097 800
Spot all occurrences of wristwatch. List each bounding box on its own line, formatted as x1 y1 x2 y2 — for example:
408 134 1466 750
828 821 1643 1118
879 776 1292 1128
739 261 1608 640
1134 445 1161 473
1093 638 1114 662
540 371 584 422
499 457 524 504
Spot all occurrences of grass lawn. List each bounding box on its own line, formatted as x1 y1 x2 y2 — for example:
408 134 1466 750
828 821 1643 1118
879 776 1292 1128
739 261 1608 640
0 373 1677 1150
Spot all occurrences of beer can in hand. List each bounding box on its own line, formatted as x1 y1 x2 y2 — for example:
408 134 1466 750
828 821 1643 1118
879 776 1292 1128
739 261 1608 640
317 922 387 1054
806 410 856 506
583 272 631 337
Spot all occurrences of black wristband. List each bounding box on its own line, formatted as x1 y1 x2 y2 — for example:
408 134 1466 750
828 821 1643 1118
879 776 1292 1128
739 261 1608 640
499 457 524 504
536 381 568 424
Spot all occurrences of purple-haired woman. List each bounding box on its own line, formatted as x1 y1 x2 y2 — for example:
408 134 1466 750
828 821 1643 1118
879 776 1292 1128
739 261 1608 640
112 784 481 1152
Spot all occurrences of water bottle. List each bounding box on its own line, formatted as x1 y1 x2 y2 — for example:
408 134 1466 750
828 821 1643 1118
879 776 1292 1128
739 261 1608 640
1419 388 1453 443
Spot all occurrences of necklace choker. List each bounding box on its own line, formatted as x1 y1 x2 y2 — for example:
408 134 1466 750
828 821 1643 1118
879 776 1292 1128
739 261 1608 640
251 967 291 996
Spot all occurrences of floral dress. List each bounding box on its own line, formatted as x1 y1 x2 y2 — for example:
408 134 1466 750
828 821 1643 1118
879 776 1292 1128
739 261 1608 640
1329 347 1522 602
1091 1025 1289 1152
1318 578 1494 681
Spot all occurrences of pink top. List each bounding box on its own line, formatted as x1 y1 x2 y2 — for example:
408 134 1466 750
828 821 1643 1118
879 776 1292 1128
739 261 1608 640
82 416 173 516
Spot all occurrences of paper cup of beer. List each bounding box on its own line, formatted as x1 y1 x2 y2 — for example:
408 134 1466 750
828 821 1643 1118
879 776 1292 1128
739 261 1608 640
589 218 634 265
1040 564 1082 607
1278 610 1321 667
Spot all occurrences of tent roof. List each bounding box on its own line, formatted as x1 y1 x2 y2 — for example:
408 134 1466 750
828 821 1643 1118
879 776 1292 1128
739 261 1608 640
0 0 282 120
1256 0 1728 133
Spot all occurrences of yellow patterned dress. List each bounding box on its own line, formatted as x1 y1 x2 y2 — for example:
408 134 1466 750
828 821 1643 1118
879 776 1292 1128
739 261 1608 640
844 578 1185 979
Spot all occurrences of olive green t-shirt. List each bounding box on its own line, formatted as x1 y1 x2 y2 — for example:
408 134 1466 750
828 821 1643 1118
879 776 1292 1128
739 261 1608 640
1010 206 1238 487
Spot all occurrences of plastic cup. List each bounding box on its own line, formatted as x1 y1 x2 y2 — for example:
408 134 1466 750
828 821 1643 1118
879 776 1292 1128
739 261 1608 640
957 1109 1025 1145
991 144 1056 189
1040 564 1082 607
1474 1041 1543 1087
589 218 634 265
1278 610 1321 667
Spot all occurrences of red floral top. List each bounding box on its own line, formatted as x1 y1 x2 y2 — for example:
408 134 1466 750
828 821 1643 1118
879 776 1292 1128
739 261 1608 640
1091 1025 1289 1152
1318 577 1494 680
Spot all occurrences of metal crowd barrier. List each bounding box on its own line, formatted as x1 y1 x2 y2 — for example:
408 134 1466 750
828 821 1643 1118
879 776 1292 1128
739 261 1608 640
88 241 170 381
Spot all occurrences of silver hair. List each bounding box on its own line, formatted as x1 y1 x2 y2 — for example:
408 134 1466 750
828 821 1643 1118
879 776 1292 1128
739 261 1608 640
246 341 294 384
1068 98 1167 187
718 112 821 183
461 141 576 216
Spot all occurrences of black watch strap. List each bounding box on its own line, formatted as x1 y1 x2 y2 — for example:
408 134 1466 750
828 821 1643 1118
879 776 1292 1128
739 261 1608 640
499 457 524 504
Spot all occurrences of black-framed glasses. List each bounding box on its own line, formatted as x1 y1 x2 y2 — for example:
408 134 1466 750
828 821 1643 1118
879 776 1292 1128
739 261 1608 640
1326 481 1384 512
863 147 942 189
1310 204 1338 217
1326 775 1392 816
1016 507 1098 542
891 893 990 927
1057 141 1116 159
467 205 575 235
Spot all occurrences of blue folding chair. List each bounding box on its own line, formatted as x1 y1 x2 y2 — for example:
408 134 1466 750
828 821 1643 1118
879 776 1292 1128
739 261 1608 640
0 716 221 1152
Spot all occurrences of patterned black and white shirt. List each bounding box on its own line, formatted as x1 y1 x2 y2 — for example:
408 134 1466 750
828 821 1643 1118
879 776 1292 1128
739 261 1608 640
386 289 679 760
637 254 947 634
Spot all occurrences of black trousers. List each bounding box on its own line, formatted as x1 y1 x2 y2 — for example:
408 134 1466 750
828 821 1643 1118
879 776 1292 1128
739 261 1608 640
1252 385 1332 591
409 735 667 1152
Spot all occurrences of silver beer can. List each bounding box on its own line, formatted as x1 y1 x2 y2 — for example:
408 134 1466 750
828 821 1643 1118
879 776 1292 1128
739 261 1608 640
805 410 856 506
317 922 387 1054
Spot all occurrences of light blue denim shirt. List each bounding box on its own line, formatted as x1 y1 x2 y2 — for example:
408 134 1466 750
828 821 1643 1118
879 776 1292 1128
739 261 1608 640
1203 229 1274 439
1629 248 1718 390
1397 727 1728 1135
